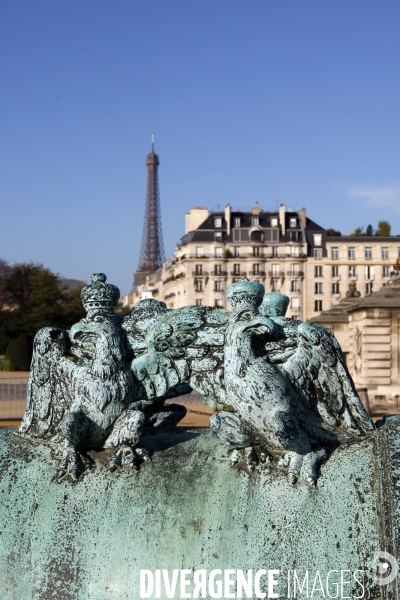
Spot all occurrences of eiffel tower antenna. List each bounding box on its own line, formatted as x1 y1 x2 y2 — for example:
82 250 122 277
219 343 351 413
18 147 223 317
133 136 165 288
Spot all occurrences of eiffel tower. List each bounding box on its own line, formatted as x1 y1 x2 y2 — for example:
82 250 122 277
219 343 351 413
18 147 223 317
133 135 165 288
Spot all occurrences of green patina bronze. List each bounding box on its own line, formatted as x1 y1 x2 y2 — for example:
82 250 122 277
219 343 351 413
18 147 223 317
0 418 399 599
1 272 398 598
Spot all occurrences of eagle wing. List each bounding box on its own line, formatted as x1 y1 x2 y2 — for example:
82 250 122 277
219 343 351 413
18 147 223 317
282 322 374 436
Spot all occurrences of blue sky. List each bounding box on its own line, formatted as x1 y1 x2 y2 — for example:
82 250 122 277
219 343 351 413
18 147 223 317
1 1 399 294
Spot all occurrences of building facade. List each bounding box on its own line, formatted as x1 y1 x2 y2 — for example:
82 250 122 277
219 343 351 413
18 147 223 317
305 236 400 320
122 204 400 322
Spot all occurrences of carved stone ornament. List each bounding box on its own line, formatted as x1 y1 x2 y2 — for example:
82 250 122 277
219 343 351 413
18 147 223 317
17 274 374 487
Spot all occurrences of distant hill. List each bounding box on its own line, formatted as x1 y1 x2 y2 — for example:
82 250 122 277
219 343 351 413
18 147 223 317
59 278 86 293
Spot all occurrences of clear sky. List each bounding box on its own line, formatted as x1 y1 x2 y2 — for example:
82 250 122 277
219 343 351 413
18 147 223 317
1 1 399 294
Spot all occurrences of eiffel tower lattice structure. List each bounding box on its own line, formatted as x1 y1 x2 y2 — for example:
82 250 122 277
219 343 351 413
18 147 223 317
133 136 165 289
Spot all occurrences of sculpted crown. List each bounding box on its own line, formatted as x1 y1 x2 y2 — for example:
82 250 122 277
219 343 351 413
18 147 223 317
260 293 290 317
226 278 265 309
81 273 120 311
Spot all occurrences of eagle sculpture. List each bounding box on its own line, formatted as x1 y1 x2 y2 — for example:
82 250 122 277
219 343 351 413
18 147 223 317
17 273 374 486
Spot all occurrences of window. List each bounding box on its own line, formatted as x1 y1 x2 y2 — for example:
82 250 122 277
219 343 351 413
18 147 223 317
383 266 390 278
215 264 222 275
366 282 373 295
291 297 300 309
251 218 259 226
253 264 260 275
314 282 323 294
313 234 322 247
233 229 249 242
332 282 340 295
315 266 323 277
233 264 241 275
365 247 372 259
271 280 279 292
290 231 301 242
215 247 222 258
291 280 300 292
271 218 278 227
291 246 300 256
215 231 222 242
234 247 240 257
195 264 203 275
382 247 389 259
365 265 374 279
252 246 260 257
195 280 203 292
196 246 203 257
313 249 322 259
349 266 356 277
290 218 297 228
272 247 278 257
214 281 222 291
234 217 241 227
314 300 323 312
348 247 355 259
398 247 400 258
271 264 280 275
265 230 279 242
195 299 202 306
214 217 222 228
291 263 300 275
331 247 339 259
331 266 338 277
214 299 223 307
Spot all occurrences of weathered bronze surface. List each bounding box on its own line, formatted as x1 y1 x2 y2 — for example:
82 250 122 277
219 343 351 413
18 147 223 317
0 418 399 598
16 274 374 487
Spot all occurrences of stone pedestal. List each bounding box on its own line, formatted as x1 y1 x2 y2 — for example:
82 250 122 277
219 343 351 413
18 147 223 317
0 418 399 599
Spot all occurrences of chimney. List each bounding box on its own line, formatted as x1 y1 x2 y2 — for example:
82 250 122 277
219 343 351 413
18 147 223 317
185 207 209 234
251 202 260 215
279 204 286 236
225 204 231 235
299 207 306 228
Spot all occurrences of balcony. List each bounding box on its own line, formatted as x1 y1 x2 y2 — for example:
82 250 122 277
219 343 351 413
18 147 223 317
163 276 175 285
211 271 228 277
230 271 246 277
192 271 209 277
250 271 266 277
348 274 358 281
287 271 304 277
268 271 281 277
331 274 341 280
365 274 375 281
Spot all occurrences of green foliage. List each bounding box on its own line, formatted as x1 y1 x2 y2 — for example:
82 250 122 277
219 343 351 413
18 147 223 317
6 334 31 371
349 226 364 237
365 224 374 236
223 249 233 258
0 260 86 363
375 220 391 237
327 228 342 237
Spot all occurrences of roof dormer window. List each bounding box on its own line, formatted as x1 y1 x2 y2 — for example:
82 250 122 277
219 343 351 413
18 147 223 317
290 218 297 228
271 218 278 227
251 217 259 226
214 217 222 228
234 217 241 227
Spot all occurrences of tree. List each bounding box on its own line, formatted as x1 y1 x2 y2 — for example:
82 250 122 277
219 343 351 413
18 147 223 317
365 224 374 236
327 228 342 237
0 260 86 360
349 227 365 237
375 220 391 237
5 334 31 371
